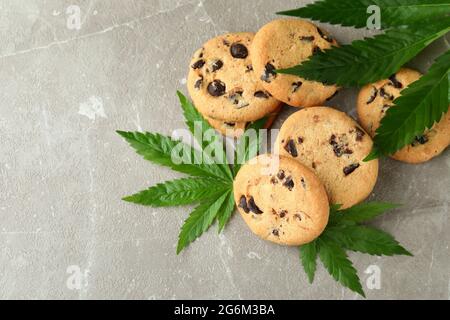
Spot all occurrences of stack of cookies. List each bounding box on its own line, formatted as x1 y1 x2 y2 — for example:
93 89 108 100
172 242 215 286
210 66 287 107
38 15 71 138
187 19 340 138
186 19 450 246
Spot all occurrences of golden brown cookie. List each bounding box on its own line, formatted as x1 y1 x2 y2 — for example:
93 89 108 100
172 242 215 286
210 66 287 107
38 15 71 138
251 19 339 108
357 68 450 164
234 154 329 246
187 33 282 122
276 107 379 209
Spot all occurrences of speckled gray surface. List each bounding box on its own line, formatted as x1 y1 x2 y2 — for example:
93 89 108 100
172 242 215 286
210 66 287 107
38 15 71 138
0 0 449 300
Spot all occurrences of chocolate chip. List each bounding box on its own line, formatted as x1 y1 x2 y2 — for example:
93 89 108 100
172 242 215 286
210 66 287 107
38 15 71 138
326 91 339 101
230 43 248 59
239 196 250 213
211 60 223 72
380 87 394 101
248 197 263 215
229 90 243 104
223 39 230 47
294 214 302 221
355 127 366 142
330 134 352 157
367 87 378 104
207 80 226 97
313 46 322 54
329 135 341 156
270 177 278 185
412 135 429 147
246 65 253 72
279 210 288 218
317 27 333 43
194 76 203 90
312 162 317 169
224 122 236 127
284 139 298 158
191 59 205 69
254 91 270 99
344 163 360 176
298 137 304 144
389 74 403 89
261 63 277 83
272 229 280 237
228 90 249 108
277 170 286 180
283 177 295 191
301 178 306 189
300 35 315 42
292 81 303 93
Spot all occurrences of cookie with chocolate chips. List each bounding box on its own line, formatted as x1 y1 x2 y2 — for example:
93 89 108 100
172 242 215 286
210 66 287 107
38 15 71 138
205 106 281 138
357 68 450 164
276 107 379 209
251 19 339 108
233 154 329 246
187 33 282 122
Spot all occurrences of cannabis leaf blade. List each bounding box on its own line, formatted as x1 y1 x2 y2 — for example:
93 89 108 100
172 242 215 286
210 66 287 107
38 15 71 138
216 190 236 233
122 177 230 207
325 226 413 257
278 18 450 86
278 0 450 28
369 50 450 158
317 237 366 297
177 91 233 181
177 192 229 254
233 117 267 176
300 241 318 284
117 131 229 181
329 202 401 226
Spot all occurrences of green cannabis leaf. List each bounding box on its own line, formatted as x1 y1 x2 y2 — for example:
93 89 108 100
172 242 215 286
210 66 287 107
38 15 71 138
367 50 450 159
278 0 450 29
299 242 318 284
216 191 237 233
118 92 268 254
122 177 231 207
177 91 233 180
277 18 450 87
328 202 401 226
116 131 229 181
326 226 413 257
317 237 366 298
177 192 230 254
299 203 411 297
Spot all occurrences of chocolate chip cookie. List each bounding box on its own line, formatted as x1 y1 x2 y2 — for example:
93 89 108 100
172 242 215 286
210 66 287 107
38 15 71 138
205 106 281 138
233 154 329 246
251 19 339 108
276 107 379 209
188 33 282 122
357 68 450 164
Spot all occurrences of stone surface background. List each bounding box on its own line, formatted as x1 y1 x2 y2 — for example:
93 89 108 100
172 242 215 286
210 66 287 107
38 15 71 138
0 0 449 300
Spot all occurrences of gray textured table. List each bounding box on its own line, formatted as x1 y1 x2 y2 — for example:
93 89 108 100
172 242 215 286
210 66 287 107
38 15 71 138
0 0 449 300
